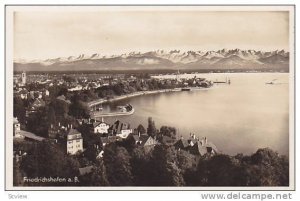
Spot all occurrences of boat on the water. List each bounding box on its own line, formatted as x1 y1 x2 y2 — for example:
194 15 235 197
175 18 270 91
266 79 277 85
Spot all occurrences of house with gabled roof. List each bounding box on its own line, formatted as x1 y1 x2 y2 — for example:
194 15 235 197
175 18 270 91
188 137 218 156
129 133 158 147
109 120 133 139
90 117 109 135
174 138 190 151
174 135 218 156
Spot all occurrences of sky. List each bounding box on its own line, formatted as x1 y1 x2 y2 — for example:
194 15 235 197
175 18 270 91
13 8 290 60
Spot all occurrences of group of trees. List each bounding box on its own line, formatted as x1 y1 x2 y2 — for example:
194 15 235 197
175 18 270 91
80 144 289 187
17 141 80 186
75 77 186 102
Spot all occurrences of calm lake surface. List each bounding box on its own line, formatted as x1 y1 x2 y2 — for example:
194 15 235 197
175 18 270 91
100 73 290 155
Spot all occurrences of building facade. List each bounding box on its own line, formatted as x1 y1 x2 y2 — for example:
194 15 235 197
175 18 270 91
91 118 110 134
66 128 83 155
13 117 22 138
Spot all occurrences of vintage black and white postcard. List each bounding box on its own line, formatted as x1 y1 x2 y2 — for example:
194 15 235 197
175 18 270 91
5 5 295 190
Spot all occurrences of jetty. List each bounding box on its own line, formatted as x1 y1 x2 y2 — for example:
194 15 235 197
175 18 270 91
91 108 135 118
91 104 135 118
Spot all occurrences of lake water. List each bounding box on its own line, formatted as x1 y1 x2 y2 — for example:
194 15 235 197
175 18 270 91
99 73 290 155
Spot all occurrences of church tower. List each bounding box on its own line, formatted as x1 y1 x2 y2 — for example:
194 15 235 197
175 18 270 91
21 71 26 85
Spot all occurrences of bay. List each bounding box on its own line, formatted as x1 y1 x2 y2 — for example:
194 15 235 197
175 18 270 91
98 73 290 155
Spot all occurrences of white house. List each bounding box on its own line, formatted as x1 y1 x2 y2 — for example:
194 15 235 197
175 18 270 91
66 128 83 155
91 118 110 134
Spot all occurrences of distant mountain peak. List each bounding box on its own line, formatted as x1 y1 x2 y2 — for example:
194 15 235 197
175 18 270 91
14 49 289 72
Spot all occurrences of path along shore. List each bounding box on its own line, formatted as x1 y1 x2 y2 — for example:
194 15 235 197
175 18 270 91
87 87 211 108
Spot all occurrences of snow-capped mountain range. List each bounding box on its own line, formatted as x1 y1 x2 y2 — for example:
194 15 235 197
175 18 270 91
14 49 289 71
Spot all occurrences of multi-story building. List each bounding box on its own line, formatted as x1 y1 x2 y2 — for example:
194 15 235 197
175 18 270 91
66 128 83 155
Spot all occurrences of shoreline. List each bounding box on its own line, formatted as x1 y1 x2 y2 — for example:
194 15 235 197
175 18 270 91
87 87 213 108
87 88 181 107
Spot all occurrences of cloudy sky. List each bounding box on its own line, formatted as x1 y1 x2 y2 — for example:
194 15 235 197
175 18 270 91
13 7 290 60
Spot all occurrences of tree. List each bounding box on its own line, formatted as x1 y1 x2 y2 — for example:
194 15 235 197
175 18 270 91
112 83 125 96
103 143 133 186
130 147 149 185
248 148 289 186
48 84 68 99
205 154 238 186
47 106 56 125
147 145 185 186
88 160 109 186
49 99 69 119
177 150 197 174
26 107 49 138
20 141 80 186
147 117 157 137
13 97 26 124
137 124 146 134
69 94 90 119
160 126 177 139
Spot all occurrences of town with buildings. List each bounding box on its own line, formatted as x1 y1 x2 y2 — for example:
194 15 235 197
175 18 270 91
13 70 225 186
8 5 292 190
12 69 290 187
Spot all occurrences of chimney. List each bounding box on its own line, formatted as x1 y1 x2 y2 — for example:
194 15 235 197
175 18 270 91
193 134 196 139
205 137 207 144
